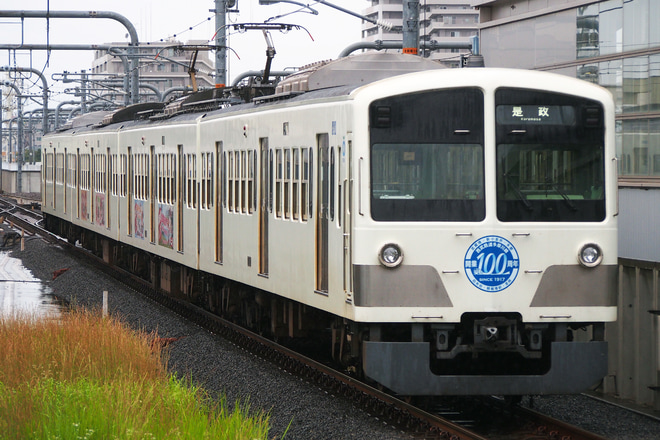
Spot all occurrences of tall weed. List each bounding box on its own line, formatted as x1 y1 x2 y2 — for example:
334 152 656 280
0 310 271 439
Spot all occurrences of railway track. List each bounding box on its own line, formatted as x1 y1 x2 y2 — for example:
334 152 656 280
0 195 610 440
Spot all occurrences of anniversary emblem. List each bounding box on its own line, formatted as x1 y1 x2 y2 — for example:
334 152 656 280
464 235 520 292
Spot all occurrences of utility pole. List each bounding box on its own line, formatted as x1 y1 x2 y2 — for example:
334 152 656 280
402 0 420 55
214 0 237 88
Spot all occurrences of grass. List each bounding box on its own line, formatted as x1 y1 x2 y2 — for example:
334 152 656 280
0 310 272 439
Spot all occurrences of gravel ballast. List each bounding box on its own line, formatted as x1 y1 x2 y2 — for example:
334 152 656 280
12 231 407 439
9 228 660 439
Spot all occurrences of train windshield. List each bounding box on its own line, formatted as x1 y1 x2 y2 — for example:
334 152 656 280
495 88 606 222
371 143 484 221
369 88 485 221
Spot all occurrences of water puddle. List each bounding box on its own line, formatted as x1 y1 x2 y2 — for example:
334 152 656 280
0 252 63 319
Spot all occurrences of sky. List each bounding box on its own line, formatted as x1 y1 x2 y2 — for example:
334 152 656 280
0 0 367 109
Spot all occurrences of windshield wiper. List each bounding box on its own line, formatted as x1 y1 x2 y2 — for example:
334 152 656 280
504 173 533 211
545 179 577 211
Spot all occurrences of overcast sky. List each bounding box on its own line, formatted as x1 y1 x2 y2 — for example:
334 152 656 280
0 0 366 107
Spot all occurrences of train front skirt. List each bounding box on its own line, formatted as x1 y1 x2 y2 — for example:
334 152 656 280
363 340 608 395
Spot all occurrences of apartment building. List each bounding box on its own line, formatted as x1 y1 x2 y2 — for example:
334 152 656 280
361 1 479 67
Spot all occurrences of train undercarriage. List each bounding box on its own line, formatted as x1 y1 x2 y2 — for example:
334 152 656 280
45 213 608 396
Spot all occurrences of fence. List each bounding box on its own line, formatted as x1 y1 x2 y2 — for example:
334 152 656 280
604 258 659 411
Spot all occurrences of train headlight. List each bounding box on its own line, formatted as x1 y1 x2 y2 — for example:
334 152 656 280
379 243 403 268
578 243 603 268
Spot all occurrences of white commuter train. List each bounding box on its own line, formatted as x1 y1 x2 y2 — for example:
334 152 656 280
42 53 617 396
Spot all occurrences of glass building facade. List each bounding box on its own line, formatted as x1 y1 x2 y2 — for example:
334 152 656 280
475 0 660 181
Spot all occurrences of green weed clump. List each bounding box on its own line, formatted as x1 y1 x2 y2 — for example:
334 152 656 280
0 310 271 440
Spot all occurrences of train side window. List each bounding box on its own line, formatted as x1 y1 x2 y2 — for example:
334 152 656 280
284 149 291 219
67 153 77 188
170 154 176 205
207 152 213 209
94 153 106 194
268 149 273 213
134 154 144 200
157 155 163 203
163 154 167 203
201 152 213 210
185 154 197 209
276 149 283 218
230 151 236 212
81 154 90 191
161 154 166 203
240 150 247 213
54 153 58 185
182 154 187 206
87 154 93 192
248 150 255 214
145 154 150 201
226 151 233 211
183 154 193 208
235 150 240 212
56 153 65 185
93 154 97 193
111 154 118 196
293 148 300 220
220 149 226 209
132 154 138 199
199 152 205 209
157 153 176 205
133 154 139 200
338 145 342 228
138 154 148 201
200 154 205 208
302 147 311 222
45 153 54 183
163 154 168 204
120 154 127 197
232 151 239 212
193 154 198 208
134 155 139 199
330 147 335 222
169 153 175 204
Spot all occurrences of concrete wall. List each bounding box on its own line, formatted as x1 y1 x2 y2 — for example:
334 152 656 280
1 163 41 195
606 259 660 411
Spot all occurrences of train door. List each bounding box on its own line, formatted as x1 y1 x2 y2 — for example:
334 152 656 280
316 134 329 293
259 138 269 276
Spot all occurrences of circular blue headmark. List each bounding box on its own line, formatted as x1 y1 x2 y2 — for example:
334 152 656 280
464 235 520 292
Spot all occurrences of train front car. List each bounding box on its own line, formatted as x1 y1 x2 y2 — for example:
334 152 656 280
351 68 617 396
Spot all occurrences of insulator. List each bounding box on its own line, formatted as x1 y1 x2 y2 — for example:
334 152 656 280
376 20 393 31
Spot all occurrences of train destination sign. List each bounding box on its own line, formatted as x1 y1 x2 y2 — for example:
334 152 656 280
496 105 576 125
464 235 520 292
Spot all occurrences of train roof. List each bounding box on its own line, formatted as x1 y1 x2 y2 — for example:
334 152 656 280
273 52 445 94
55 53 446 133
